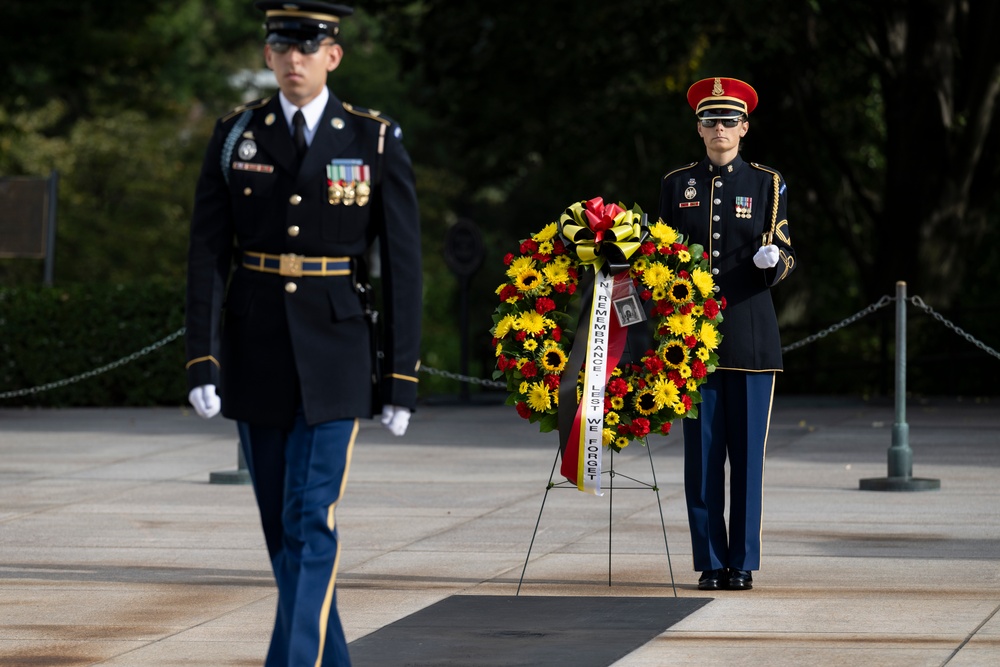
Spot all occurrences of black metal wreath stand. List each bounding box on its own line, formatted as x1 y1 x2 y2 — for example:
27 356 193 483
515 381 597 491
516 439 677 597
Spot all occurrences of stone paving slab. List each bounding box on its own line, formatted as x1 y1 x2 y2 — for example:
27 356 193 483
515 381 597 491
0 395 998 666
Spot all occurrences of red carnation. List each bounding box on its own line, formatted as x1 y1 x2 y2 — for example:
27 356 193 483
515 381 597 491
682 395 693 410
691 359 707 379
679 270 689 279
533 253 551 263
499 284 519 302
504 253 515 266
551 327 562 342
497 356 508 371
668 370 685 388
640 289 652 301
641 241 657 255
680 303 694 315
685 335 697 348
553 238 566 254
544 374 560 390
520 361 538 378
567 284 577 295
520 239 538 254
535 297 556 314
515 330 527 342
607 377 628 396
516 401 532 419
704 299 720 319
660 422 672 435
630 418 650 437
702 250 709 259
720 297 727 310
553 283 567 293
644 356 665 374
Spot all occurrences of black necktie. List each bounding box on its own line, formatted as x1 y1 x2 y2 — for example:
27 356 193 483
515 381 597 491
292 110 307 162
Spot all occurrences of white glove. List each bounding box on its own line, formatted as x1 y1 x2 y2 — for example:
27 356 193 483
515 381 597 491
753 244 780 269
188 384 221 419
380 404 411 436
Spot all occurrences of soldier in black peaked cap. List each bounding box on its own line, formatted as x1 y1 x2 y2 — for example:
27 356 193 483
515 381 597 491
184 2 422 664
658 77 795 593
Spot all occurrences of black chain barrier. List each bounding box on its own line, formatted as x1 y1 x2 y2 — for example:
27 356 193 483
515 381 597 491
1 294 997 400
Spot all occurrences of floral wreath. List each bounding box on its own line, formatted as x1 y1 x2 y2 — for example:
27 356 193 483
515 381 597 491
491 197 725 453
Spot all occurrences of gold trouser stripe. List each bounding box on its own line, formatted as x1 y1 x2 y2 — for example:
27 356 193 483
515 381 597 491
185 355 219 370
314 419 359 667
758 373 776 560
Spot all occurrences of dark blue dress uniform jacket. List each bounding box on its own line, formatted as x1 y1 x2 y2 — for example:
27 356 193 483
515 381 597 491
185 92 422 428
658 155 795 371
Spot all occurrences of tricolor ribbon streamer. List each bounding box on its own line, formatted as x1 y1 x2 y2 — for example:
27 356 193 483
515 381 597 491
556 198 648 494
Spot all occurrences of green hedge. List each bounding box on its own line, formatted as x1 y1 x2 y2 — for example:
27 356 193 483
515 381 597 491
0 282 187 407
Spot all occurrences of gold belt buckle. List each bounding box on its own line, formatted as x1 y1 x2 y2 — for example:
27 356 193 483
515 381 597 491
279 253 303 277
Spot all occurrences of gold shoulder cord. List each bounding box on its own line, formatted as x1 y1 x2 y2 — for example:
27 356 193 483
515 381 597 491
767 173 779 245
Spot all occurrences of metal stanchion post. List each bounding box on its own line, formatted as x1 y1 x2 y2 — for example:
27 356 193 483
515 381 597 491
209 443 252 485
860 281 940 491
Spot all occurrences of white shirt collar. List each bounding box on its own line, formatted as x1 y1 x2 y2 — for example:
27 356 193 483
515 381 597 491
278 87 329 142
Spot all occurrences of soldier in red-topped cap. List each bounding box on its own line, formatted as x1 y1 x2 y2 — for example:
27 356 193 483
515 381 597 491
658 77 796 592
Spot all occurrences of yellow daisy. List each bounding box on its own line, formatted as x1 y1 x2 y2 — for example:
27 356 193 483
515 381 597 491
615 436 630 450
699 321 720 350
649 221 679 245
691 267 714 298
493 314 517 338
666 313 695 336
605 411 620 425
642 262 673 289
526 382 552 412
542 263 570 285
652 377 680 407
602 428 615 447
523 339 538 351
533 222 558 242
516 311 547 335
506 256 535 278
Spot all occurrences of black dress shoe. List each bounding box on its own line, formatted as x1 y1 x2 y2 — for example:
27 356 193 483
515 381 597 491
726 569 753 590
697 569 724 590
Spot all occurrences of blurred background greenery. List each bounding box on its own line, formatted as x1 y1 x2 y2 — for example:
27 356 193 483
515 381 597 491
2 0 999 406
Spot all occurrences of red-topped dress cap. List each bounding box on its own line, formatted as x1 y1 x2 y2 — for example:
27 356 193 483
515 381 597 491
686 77 759 118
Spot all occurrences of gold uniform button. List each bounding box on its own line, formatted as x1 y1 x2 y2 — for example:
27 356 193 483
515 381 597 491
285 282 297 294
287 225 300 237
243 187 252 196
290 194 302 205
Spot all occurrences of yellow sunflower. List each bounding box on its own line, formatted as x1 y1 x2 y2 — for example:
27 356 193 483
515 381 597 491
514 268 544 292
661 340 689 368
540 346 568 373
668 278 694 305
634 389 660 415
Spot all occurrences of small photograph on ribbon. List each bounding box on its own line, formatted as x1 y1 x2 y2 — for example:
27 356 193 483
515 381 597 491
613 293 646 327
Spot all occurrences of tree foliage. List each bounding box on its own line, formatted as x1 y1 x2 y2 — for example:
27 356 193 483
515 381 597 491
2 0 998 399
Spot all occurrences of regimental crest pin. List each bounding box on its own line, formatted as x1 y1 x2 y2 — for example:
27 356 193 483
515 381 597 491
331 117 345 130
735 196 753 219
237 139 257 160
684 186 697 200
265 113 276 126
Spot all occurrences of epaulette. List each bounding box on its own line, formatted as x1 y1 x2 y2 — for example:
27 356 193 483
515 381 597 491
662 162 699 181
342 102 392 126
750 162 781 178
221 97 271 123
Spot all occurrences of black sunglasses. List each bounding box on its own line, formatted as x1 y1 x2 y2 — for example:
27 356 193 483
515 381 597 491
268 39 334 56
700 118 744 128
